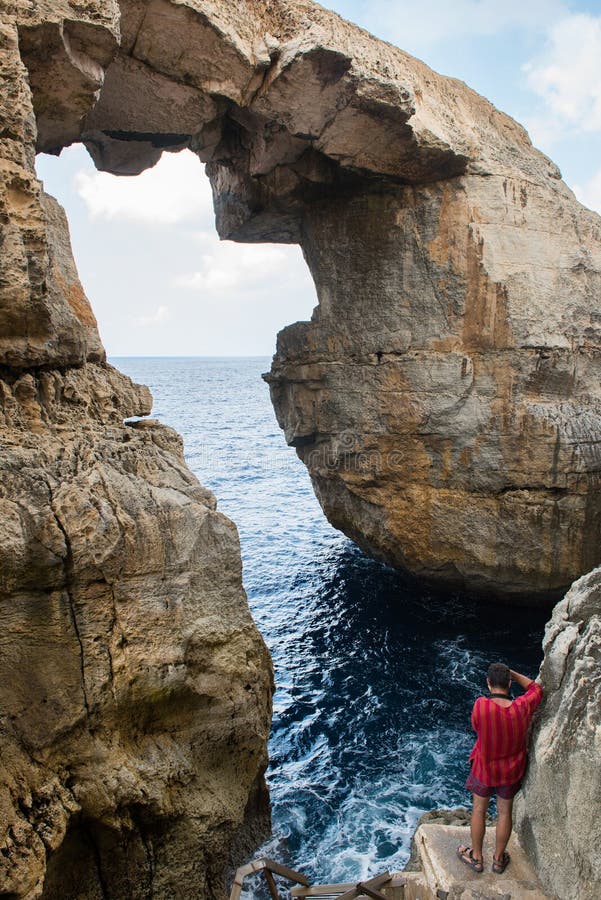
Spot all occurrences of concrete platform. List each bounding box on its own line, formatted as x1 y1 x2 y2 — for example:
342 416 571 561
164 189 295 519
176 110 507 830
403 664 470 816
409 824 554 899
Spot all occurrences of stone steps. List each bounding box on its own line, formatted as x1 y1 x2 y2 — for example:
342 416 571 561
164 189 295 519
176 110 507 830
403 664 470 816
405 823 553 899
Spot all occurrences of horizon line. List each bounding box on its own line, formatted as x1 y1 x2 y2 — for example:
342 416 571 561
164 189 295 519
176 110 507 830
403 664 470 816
108 354 274 358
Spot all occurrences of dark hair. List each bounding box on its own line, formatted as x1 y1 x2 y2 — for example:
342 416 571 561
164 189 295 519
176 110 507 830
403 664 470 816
487 662 510 689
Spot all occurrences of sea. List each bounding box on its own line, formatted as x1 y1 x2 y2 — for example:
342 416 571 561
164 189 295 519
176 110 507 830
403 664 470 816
112 356 549 890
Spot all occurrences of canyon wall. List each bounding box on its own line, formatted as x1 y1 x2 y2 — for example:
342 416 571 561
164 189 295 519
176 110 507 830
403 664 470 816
0 4 272 898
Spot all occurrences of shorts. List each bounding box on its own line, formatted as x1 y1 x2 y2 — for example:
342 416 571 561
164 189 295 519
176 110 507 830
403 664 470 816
465 767 521 800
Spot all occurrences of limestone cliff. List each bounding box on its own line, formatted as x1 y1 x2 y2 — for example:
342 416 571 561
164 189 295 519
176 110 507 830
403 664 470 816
515 567 601 900
0 5 272 898
39 0 601 600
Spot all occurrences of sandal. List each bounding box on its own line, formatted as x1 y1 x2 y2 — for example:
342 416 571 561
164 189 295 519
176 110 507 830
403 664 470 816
457 845 483 873
492 851 510 874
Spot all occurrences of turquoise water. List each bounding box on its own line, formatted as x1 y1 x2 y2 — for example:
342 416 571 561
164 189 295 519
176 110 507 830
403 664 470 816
112 356 548 886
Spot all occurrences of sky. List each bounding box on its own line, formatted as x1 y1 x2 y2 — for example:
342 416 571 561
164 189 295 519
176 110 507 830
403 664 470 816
36 0 601 357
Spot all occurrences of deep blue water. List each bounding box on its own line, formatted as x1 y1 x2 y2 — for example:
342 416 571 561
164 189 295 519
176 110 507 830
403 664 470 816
111 356 549 887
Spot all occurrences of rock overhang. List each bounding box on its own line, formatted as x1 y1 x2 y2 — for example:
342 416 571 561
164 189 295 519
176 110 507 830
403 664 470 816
20 0 524 230
19 0 562 247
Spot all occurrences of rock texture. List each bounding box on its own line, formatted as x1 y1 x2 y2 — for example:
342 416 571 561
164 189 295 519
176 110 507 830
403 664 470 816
267 180 601 599
404 808 487 873
515 567 601 900
1 4 272 898
50 0 601 599
0 360 273 900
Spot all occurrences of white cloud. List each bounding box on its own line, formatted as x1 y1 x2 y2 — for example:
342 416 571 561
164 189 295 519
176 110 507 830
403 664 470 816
175 232 309 297
573 169 601 216
524 13 601 141
349 0 568 50
75 149 213 225
134 304 170 326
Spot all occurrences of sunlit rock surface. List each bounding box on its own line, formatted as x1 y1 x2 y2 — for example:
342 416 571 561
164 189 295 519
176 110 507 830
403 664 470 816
515 567 601 900
266 181 601 600
0 359 273 899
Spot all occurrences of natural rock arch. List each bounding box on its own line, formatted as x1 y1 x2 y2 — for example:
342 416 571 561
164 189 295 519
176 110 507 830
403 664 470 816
22 0 601 601
1 2 601 899
11 0 601 601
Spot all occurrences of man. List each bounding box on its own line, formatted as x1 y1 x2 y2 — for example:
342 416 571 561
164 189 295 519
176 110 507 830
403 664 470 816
457 663 543 874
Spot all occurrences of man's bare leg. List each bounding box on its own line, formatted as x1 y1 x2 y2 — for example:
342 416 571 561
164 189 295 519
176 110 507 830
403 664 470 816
494 797 513 864
470 793 489 861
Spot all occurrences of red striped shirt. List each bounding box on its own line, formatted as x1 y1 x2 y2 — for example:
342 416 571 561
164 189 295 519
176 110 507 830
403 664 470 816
468 681 543 786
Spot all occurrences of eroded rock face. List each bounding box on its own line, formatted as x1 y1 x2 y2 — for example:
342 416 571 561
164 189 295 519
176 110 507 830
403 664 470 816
41 0 601 599
0 359 273 900
0 19 106 370
1 3 272 897
515 568 601 899
0 360 273 900
267 181 601 599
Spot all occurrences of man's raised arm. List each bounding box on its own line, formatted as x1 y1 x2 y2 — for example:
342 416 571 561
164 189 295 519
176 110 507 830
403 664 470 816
509 669 535 690
510 668 543 711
